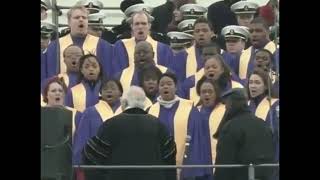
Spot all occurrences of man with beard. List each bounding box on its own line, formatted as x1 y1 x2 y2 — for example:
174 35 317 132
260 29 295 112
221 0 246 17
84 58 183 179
44 5 113 80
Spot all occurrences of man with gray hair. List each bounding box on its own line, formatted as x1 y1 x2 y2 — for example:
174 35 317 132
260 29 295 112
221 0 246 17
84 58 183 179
83 86 177 180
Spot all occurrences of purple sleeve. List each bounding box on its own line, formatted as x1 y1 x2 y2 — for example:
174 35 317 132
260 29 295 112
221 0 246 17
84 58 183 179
181 107 214 179
45 40 60 78
157 42 173 68
65 89 74 108
96 39 114 79
112 40 129 74
169 50 188 83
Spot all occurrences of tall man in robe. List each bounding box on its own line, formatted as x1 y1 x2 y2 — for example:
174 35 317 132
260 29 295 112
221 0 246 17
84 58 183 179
112 5 173 74
238 17 278 82
43 5 113 80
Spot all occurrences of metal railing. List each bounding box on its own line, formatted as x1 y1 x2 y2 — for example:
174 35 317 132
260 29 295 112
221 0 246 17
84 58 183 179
73 163 279 180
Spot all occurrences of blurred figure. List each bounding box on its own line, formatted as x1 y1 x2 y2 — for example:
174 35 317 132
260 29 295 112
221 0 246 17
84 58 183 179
213 88 276 180
167 31 194 54
41 0 50 20
83 86 177 180
87 12 106 37
230 0 259 27
207 0 240 35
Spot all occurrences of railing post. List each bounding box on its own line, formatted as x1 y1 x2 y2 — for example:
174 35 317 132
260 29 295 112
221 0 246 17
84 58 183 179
248 163 255 180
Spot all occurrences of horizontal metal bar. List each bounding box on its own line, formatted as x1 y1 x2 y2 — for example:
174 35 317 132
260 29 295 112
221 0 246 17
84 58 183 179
73 164 279 170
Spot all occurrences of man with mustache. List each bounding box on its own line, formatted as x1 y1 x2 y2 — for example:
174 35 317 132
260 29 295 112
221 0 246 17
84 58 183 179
112 4 173 74
43 5 113 81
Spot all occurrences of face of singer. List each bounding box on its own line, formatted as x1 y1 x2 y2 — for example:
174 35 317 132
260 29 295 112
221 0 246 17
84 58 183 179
200 81 216 107
204 57 224 81
248 74 266 98
131 13 151 42
159 76 177 101
254 50 271 69
47 82 65 106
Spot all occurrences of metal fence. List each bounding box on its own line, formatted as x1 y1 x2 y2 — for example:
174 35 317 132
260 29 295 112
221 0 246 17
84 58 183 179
74 163 279 180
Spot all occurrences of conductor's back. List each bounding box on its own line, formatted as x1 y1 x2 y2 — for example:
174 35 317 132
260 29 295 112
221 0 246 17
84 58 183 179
83 86 177 180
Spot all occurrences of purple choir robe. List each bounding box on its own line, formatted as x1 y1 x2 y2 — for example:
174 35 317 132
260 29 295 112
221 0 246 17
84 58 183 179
114 65 169 93
148 99 213 179
170 46 238 83
180 70 243 102
112 36 173 74
198 103 227 175
72 100 121 165
237 41 278 81
41 51 47 82
44 34 113 79
249 95 279 162
65 80 101 112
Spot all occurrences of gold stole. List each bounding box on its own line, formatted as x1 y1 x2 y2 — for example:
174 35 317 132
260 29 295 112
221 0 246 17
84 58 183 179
186 45 198 78
58 73 70 87
144 98 153 110
255 97 278 121
239 41 277 79
94 100 117 122
65 106 78 142
71 83 86 112
59 34 99 73
148 99 193 167
120 65 167 93
189 68 204 104
231 80 244 88
41 94 46 107
123 35 158 66
207 104 226 166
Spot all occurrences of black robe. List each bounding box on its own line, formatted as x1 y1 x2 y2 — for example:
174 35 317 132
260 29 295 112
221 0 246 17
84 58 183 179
83 108 177 180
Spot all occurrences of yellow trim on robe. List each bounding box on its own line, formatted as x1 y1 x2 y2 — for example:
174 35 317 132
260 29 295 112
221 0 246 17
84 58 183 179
231 80 244 88
239 41 277 79
186 45 198 78
41 94 46 107
59 34 99 73
144 98 153 110
255 97 278 121
207 103 226 166
189 68 204 105
94 100 117 122
122 35 159 67
148 98 193 168
120 65 167 93
120 66 135 93
58 73 70 87
71 83 86 112
65 106 77 142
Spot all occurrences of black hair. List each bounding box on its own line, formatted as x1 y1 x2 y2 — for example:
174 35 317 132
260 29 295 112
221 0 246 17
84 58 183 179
158 72 177 86
193 16 216 34
254 48 275 68
77 53 103 82
138 64 163 87
100 78 123 95
250 17 270 30
63 44 84 57
196 76 223 106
